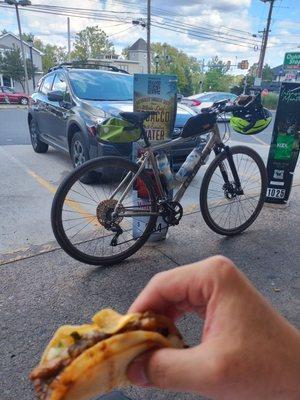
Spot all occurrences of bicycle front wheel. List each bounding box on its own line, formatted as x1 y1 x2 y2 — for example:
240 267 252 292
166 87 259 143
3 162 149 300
200 146 267 235
51 157 158 265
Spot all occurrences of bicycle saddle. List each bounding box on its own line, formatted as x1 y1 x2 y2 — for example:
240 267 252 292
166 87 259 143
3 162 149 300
120 111 157 125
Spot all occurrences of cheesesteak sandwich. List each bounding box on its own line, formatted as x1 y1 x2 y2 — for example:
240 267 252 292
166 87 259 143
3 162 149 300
29 308 184 400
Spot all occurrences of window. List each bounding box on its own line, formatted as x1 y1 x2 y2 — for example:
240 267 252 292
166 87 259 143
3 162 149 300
52 73 70 102
40 74 54 95
52 74 67 93
69 70 133 101
3 87 15 93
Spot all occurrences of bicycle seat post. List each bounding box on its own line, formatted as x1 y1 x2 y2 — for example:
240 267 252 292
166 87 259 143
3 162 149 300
140 123 151 148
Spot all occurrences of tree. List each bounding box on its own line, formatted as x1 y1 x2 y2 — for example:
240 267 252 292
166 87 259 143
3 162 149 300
151 43 202 96
41 44 67 72
207 55 228 74
71 26 114 60
122 46 130 59
0 45 36 91
203 56 234 92
22 32 35 43
262 64 274 82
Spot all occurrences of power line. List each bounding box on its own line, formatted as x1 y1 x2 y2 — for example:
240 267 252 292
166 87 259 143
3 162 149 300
0 2 259 49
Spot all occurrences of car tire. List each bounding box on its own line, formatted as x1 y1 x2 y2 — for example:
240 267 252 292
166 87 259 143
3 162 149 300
70 132 98 184
29 119 49 153
20 97 28 105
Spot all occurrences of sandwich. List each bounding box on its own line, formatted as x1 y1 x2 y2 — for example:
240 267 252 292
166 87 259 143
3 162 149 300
29 308 184 400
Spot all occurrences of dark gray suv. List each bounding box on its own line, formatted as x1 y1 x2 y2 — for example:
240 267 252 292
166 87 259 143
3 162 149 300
28 64 200 182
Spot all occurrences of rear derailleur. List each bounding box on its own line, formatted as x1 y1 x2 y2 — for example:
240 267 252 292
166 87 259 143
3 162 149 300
160 201 183 226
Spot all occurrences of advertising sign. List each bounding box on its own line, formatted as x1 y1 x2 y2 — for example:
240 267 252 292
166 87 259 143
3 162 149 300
133 74 177 142
284 52 300 70
265 82 300 204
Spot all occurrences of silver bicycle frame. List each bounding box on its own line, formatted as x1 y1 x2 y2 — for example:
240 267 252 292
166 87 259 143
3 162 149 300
111 123 223 217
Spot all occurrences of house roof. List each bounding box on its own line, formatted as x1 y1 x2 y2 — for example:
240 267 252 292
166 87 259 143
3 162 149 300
0 32 43 55
272 64 285 75
129 38 147 52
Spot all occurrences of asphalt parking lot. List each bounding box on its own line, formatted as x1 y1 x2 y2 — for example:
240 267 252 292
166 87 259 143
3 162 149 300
1 107 299 400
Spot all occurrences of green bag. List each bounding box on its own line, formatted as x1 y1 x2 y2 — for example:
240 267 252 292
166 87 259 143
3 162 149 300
274 133 294 161
98 117 141 143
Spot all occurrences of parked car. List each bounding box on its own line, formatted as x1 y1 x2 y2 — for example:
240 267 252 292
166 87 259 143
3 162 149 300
0 86 29 105
28 64 202 183
182 91 237 120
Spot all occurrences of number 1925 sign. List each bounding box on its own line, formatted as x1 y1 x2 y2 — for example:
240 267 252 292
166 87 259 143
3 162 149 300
265 82 300 204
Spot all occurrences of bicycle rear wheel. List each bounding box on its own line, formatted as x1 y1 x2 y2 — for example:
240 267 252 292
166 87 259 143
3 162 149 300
200 146 267 235
51 157 158 265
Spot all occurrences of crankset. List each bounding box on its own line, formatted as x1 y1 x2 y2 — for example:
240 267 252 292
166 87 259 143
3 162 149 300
160 201 183 226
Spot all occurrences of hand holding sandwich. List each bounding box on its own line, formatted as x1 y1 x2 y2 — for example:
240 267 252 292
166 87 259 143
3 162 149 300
128 256 300 400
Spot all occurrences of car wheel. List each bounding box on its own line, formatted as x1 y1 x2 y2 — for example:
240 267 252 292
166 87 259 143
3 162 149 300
29 119 49 153
20 97 28 105
70 132 98 184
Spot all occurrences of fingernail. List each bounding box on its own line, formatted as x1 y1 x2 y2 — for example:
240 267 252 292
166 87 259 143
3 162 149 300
127 352 152 387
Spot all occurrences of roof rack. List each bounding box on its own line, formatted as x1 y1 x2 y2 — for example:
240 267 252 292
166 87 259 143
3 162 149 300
48 61 130 75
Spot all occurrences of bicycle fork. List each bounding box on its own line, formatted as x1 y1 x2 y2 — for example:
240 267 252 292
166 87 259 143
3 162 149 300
215 146 244 196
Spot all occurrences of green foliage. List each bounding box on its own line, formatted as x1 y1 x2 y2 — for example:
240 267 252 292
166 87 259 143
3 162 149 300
151 43 203 96
41 44 67 72
262 64 274 82
71 26 115 61
262 92 278 110
122 46 130 59
22 32 35 43
0 45 35 90
207 55 228 74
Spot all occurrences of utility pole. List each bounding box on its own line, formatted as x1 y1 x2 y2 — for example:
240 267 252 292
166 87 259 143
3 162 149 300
5 0 31 95
67 17 71 61
147 0 151 73
257 0 275 79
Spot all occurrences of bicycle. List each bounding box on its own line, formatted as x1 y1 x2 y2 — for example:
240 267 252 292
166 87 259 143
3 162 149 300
51 96 268 265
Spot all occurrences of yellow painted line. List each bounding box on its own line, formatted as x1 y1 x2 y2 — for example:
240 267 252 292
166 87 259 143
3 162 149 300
252 135 269 147
26 169 99 227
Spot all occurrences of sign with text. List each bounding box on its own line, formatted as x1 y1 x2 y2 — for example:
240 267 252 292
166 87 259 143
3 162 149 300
133 74 177 142
265 82 300 204
284 52 300 70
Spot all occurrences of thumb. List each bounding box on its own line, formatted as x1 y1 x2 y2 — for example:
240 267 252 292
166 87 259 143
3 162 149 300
127 346 214 394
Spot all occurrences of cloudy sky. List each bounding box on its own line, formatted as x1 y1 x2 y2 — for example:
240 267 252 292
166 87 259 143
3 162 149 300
1 0 299 71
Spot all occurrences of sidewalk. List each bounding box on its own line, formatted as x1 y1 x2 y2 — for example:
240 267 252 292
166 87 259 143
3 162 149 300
1 186 300 400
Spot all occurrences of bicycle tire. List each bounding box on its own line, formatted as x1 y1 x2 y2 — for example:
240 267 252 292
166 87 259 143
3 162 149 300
200 146 267 236
51 156 158 265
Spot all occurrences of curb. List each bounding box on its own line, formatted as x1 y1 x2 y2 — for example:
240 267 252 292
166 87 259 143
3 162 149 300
0 105 28 110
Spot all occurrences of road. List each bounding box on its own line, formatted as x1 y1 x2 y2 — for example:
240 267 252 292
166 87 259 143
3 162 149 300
1 107 299 400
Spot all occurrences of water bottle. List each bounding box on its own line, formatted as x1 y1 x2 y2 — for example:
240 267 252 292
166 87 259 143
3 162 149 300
175 146 202 182
156 152 173 190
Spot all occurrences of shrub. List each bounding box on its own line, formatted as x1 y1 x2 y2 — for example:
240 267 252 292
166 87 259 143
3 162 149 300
262 92 279 110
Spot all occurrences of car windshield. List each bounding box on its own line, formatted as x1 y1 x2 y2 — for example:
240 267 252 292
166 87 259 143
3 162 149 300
69 70 133 101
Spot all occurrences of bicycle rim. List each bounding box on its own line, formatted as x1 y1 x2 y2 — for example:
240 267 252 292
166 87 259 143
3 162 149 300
51 157 158 265
200 146 267 235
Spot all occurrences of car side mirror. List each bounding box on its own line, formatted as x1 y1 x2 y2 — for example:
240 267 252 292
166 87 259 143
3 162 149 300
47 90 64 102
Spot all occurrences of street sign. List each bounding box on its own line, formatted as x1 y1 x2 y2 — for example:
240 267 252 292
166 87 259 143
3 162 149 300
284 52 300 70
254 77 262 87
265 82 300 204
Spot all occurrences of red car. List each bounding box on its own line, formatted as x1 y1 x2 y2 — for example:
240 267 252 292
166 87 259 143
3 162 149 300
0 86 29 105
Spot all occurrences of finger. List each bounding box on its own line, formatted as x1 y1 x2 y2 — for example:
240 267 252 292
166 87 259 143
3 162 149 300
129 256 233 315
127 345 216 394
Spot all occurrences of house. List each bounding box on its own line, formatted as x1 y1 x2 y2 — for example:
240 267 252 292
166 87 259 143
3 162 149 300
0 32 43 93
88 38 148 74
127 38 148 73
